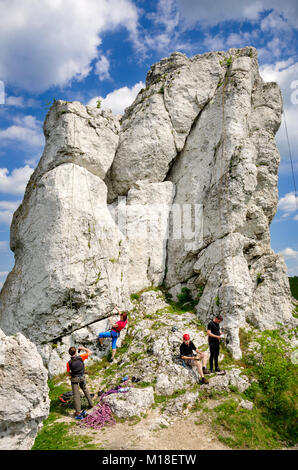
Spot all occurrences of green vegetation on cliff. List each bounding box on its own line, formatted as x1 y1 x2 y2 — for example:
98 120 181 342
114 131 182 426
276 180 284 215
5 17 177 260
289 276 298 300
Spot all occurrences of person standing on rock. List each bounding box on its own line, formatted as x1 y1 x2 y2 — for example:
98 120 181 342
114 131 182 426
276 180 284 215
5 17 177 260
98 307 128 363
67 345 93 420
207 314 225 373
180 334 209 384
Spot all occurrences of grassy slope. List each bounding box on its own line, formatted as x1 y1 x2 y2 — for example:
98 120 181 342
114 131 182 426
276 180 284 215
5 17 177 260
32 287 298 451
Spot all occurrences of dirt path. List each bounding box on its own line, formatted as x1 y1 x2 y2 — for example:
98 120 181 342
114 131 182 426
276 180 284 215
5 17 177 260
70 408 230 451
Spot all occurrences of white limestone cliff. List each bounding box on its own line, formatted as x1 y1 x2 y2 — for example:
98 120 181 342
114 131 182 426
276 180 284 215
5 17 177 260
0 46 295 376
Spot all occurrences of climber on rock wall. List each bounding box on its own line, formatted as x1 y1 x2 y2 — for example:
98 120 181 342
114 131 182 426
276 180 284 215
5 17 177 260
98 307 128 363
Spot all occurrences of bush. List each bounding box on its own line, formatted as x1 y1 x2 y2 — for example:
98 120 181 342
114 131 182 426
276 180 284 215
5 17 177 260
213 329 298 448
177 287 194 310
176 286 204 311
289 276 298 300
244 330 298 444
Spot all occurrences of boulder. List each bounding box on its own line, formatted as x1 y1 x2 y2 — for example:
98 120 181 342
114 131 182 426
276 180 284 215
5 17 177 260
0 329 50 450
205 368 251 394
103 387 154 418
239 399 254 410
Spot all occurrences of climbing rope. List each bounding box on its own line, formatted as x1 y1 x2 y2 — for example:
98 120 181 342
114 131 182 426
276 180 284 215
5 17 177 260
214 59 237 347
79 385 131 430
83 165 115 309
66 113 116 321
67 162 76 310
219 65 229 336
204 67 228 324
283 109 298 212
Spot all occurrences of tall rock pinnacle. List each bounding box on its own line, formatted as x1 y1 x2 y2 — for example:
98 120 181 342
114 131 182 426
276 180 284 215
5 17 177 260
0 47 295 373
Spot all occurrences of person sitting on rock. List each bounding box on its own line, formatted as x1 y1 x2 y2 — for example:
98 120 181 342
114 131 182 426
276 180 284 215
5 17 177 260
207 314 225 374
98 307 128 363
67 345 93 420
180 333 209 384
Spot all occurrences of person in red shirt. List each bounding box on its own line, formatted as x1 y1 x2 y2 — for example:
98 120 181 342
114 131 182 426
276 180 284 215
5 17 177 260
98 306 128 362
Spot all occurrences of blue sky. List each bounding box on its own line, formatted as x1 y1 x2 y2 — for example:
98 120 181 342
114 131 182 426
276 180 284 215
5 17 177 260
0 0 298 289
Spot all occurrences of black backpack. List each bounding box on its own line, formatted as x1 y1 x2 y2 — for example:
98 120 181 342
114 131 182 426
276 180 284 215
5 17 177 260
59 391 73 406
68 355 85 377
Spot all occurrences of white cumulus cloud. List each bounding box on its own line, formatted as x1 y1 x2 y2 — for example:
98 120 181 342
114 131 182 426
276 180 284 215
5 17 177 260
88 81 144 115
0 0 139 92
0 115 44 148
0 200 21 225
94 55 111 81
0 166 34 195
278 192 298 214
279 247 298 275
176 0 298 28
279 247 298 258
5 96 38 108
260 59 298 178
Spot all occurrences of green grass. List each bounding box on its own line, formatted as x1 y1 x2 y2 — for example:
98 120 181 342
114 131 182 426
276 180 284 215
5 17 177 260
130 293 140 301
85 356 111 378
212 329 298 449
213 399 281 450
151 320 167 330
256 272 264 285
130 284 204 317
114 332 134 356
243 330 298 444
32 421 98 450
34 286 298 450
289 276 298 300
154 388 187 406
135 380 156 389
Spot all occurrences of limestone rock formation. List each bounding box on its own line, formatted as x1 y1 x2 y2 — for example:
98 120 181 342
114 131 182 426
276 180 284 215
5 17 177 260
103 387 154 419
0 46 295 375
0 329 50 450
80 290 256 420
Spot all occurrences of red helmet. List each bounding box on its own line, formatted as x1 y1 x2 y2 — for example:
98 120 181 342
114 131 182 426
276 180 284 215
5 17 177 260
183 333 190 341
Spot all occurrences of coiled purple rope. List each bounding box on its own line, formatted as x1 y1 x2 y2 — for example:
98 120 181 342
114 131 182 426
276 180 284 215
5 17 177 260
80 385 129 430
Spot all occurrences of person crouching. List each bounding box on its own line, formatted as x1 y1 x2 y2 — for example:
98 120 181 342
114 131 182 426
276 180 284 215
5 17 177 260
180 334 209 384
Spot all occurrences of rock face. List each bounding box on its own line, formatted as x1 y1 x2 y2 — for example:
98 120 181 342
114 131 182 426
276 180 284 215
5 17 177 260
0 46 295 373
103 387 155 419
86 290 255 420
0 329 50 450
